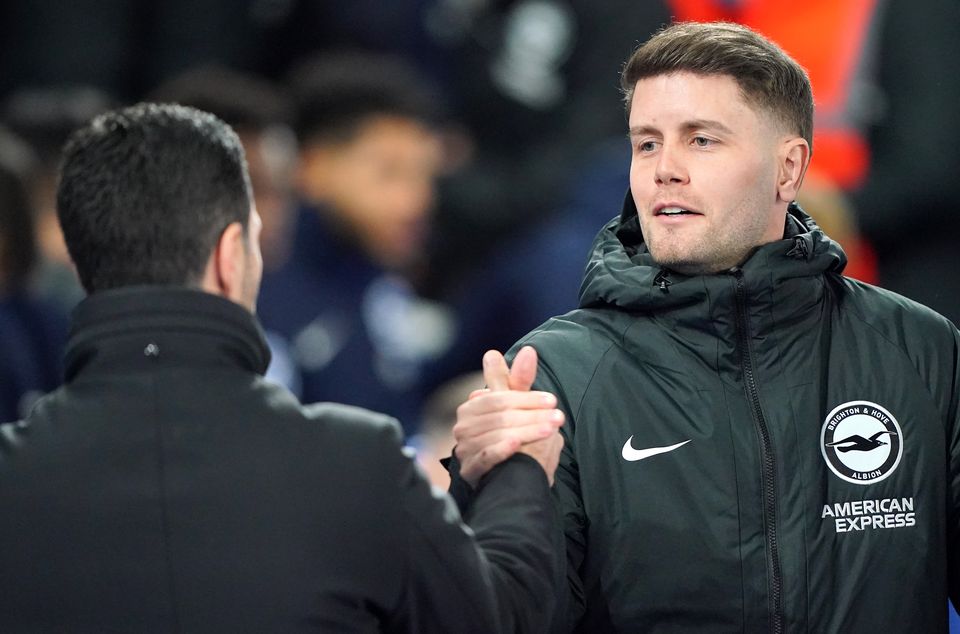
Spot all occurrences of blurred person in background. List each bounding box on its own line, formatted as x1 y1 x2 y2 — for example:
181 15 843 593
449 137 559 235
149 64 299 272
0 102 564 632
0 127 68 420
851 0 960 326
420 0 673 389
411 371 484 490
2 85 115 312
423 0 672 296
257 51 455 435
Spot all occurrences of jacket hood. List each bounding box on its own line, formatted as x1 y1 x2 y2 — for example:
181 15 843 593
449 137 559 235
579 190 848 313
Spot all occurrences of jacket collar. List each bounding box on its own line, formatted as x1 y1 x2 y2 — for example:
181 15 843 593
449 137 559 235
64 287 271 381
579 190 847 319
290 204 382 279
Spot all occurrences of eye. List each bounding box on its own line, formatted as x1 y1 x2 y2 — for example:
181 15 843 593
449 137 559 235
636 140 659 153
692 136 714 148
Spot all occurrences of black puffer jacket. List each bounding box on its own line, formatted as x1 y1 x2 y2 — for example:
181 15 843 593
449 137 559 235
514 197 960 632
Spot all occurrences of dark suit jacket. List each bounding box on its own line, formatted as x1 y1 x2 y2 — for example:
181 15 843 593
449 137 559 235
0 287 559 632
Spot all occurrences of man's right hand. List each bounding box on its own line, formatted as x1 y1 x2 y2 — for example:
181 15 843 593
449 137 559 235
453 347 564 487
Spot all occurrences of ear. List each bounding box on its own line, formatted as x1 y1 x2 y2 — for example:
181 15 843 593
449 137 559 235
776 137 811 203
201 221 247 304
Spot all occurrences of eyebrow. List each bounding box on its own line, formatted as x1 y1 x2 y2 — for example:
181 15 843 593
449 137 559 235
628 118 734 138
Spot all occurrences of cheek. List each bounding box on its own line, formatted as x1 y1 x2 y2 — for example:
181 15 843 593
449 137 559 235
713 160 772 206
629 157 651 195
629 162 648 213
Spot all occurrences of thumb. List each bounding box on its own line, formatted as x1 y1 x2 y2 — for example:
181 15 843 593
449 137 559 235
482 350 511 391
508 346 538 392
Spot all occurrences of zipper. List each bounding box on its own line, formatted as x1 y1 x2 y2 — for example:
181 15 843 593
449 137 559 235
731 269 784 634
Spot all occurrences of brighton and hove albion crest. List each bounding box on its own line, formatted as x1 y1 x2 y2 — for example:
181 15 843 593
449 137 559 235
820 401 903 485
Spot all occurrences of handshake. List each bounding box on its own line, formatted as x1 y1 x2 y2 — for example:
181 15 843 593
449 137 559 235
453 346 565 487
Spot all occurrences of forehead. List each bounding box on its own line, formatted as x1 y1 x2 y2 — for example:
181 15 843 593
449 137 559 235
352 115 436 145
628 72 767 131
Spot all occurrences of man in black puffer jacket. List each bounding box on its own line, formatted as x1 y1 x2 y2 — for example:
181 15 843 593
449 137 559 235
451 22 960 632
0 103 565 632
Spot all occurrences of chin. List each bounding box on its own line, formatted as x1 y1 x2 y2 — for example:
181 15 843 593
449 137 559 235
650 254 717 276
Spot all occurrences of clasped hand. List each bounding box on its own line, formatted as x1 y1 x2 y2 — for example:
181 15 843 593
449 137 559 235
453 346 564 487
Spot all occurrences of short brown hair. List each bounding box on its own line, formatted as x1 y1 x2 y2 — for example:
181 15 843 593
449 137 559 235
621 22 813 149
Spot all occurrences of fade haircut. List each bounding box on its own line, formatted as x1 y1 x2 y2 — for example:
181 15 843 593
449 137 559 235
57 103 251 293
621 22 813 149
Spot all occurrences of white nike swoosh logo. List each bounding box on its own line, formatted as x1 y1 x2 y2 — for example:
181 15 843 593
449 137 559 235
621 436 691 462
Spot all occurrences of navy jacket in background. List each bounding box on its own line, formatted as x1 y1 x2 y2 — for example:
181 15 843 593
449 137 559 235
258 207 453 435
0 290 67 421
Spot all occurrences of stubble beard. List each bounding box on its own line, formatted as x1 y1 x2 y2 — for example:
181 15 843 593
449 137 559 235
647 218 769 276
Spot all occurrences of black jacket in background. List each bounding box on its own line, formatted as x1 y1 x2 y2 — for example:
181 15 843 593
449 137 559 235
0 287 559 632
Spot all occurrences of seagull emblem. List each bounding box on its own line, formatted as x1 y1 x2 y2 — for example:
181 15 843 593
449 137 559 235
826 430 898 453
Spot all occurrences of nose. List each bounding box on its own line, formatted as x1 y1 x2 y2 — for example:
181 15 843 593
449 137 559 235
654 144 688 185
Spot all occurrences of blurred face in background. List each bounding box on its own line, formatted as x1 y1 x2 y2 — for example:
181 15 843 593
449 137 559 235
238 127 297 270
298 115 442 270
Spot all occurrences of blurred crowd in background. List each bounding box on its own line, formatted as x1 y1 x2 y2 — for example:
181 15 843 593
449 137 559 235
1 0 959 474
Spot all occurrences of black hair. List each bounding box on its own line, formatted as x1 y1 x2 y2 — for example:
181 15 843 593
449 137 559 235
2 86 117 168
287 51 443 145
56 102 251 293
148 65 292 132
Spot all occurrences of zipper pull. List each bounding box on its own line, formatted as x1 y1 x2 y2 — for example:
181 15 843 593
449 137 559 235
653 269 672 293
785 236 810 260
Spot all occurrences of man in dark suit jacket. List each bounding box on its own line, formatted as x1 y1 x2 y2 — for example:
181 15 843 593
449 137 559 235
0 103 565 632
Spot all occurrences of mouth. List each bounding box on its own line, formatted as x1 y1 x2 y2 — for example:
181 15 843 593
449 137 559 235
653 203 702 217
